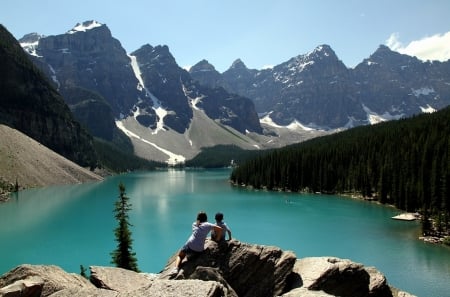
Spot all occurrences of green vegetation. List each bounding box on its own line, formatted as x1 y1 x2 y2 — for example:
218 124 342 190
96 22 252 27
185 145 267 168
0 24 97 168
231 107 450 235
111 182 139 272
444 237 450 246
94 137 165 172
79 265 88 278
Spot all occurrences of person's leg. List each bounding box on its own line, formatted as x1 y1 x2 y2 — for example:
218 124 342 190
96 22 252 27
175 250 186 269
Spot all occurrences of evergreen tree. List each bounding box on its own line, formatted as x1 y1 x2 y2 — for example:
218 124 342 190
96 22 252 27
111 182 139 272
80 265 88 279
231 106 450 225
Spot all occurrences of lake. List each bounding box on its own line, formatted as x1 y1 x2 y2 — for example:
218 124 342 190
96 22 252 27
1 169 449 297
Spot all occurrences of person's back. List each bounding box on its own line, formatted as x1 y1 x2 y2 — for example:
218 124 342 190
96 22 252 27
212 212 232 241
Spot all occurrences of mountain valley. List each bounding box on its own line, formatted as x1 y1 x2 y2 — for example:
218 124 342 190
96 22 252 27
3 20 450 167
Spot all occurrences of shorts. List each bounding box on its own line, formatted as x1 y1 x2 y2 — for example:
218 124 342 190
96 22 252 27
181 243 202 255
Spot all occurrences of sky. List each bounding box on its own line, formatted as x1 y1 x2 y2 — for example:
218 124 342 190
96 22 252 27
1 0 449 72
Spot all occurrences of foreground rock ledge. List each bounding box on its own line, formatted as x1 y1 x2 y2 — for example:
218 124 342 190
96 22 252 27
0 240 416 297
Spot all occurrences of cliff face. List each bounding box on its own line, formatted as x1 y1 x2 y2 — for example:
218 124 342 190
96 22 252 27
0 25 97 167
191 45 450 130
0 240 416 297
34 21 142 117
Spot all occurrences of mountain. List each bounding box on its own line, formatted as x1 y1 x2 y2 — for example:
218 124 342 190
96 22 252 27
19 21 143 144
353 45 450 118
0 24 97 168
20 21 267 164
17 20 450 165
191 44 450 129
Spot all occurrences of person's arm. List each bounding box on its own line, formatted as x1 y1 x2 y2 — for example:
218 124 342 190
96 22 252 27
212 225 222 241
227 228 232 240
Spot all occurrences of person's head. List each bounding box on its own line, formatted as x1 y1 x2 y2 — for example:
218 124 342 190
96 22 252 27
197 211 207 223
215 212 224 222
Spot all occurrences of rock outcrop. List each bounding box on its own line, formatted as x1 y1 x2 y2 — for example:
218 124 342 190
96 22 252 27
0 240 416 297
159 239 296 297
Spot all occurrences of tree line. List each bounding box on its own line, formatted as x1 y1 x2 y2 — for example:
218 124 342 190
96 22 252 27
231 107 450 234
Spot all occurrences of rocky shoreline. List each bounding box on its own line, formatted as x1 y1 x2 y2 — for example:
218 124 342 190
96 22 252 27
0 240 416 297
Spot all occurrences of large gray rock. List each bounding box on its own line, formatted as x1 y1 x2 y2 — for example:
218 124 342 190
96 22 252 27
0 276 44 297
119 279 226 297
291 257 393 297
0 265 93 297
0 242 417 297
160 239 297 297
48 287 118 297
89 266 152 292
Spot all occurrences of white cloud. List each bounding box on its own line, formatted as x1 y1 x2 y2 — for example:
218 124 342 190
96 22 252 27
385 32 402 51
261 64 274 70
386 32 450 62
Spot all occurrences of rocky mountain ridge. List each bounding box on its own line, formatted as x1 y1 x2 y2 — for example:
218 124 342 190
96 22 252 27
191 44 450 129
17 20 450 165
19 21 271 164
0 240 416 297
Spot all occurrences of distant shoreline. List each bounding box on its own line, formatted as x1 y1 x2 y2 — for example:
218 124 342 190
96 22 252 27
231 182 450 246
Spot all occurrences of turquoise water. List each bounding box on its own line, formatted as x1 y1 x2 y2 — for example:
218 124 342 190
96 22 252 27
0 169 449 297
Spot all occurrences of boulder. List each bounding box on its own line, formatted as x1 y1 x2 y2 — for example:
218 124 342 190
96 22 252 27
281 287 335 297
159 239 297 297
48 287 118 297
0 265 93 297
0 276 43 297
0 241 417 297
291 257 393 297
119 279 227 297
89 266 228 296
89 266 153 292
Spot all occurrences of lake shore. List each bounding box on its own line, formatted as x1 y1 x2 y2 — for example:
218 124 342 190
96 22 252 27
341 192 450 245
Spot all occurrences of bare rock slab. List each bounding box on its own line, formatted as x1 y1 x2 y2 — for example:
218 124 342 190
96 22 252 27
0 264 93 297
293 257 392 297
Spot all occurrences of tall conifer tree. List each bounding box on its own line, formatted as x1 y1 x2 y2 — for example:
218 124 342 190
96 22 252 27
111 182 139 272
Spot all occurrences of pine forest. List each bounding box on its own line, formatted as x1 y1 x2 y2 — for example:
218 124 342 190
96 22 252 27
230 107 450 235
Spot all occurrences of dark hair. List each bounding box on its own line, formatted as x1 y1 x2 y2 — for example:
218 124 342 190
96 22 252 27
215 212 223 221
197 211 207 222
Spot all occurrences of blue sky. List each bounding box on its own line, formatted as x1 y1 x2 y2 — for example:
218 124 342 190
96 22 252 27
1 0 449 72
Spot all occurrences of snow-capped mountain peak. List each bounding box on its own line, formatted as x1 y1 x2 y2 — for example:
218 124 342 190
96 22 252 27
19 32 44 57
67 20 103 34
306 44 337 60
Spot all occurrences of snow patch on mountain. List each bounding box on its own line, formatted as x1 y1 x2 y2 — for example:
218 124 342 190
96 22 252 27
260 113 319 131
420 104 436 113
182 83 204 110
20 39 42 57
67 21 103 34
115 120 185 165
129 54 167 134
362 104 404 124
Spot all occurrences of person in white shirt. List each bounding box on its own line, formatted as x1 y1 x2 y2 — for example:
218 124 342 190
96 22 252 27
170 211 222 275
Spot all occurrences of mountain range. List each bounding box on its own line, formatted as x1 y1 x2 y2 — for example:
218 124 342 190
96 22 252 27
12 20 450 164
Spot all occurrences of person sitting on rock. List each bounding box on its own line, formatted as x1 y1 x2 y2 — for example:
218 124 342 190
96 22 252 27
170 211 222 276
211 212 232 241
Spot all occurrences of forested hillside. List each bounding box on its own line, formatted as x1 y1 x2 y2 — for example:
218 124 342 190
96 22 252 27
231 107 450 231
0 24 97 167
